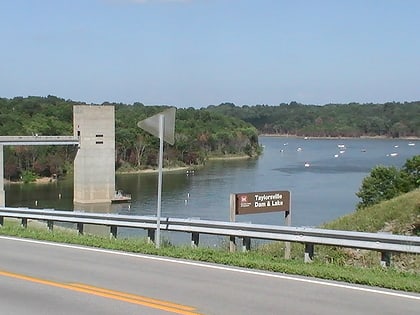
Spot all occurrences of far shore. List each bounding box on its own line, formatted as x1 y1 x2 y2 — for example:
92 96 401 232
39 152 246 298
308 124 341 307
259 134 420 140
4 154 254 184
4 134 416 185
117 166 190 175
117 154 252 174
4 177 58 185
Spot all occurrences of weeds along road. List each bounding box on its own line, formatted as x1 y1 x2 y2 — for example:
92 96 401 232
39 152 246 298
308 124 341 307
0 236 419 315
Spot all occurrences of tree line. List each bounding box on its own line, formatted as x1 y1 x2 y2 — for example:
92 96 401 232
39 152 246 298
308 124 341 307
0 96 260 181
1 96 419 181
207 101 420 138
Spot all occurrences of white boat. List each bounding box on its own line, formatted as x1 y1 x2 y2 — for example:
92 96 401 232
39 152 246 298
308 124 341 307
389 152 398 157
408 142 415 146
337 144 346 149
304 162 310 167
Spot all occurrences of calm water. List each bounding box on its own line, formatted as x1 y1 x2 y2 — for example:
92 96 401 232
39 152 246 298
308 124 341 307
6 137 419 232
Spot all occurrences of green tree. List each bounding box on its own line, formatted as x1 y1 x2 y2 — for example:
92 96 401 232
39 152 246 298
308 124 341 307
356 166 407 209
401 155 420 188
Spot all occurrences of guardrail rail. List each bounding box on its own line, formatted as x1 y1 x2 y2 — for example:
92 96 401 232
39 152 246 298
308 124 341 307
1 207 419 266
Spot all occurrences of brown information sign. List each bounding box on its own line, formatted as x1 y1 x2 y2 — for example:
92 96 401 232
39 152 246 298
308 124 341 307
235 190 290 215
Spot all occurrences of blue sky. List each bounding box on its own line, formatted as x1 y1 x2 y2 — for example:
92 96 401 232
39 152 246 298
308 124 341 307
1 0 419 108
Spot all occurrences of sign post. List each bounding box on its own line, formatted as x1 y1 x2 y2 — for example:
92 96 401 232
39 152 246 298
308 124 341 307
230 190 291 257
229 194 236 252
138 108 176 249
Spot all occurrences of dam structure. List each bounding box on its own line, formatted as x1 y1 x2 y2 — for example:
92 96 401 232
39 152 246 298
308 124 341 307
0 105 117 207
73 105 116 204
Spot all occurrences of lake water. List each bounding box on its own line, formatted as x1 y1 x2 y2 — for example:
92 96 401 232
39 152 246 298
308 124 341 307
5 137 419 237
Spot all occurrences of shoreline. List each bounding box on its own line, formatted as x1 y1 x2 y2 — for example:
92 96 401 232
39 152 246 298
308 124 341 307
4 177 58 185
259 134 420 140
4 134 416 183
117 166 190 175
4 155 253 183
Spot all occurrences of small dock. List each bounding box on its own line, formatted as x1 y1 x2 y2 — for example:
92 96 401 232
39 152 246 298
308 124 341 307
111 190 132 203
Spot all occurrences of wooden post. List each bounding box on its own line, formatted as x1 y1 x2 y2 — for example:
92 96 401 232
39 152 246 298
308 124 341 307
147 228 155 244
77 222 84 235
47 220 54 231
229 194 236 252
378 232 392 267
110 226 117 239
191 232 199 248
304 243 314 263
380 251 391 268
242 237 251 252
21 218 27 228
0 216 3 227
284 210 291 259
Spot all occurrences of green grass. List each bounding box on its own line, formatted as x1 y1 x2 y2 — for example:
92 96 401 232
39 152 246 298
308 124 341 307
315 189 420 273
322 189 420 234
1 189 419 292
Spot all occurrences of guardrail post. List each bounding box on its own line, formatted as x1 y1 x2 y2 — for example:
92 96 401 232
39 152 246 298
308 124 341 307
242 237 251 252
21 218 27 228
77 222 84 235
378 232 392 267
304 243 314 263
191 232 199 248
380 251 391 268
284 210 291 259
229 236 236 252
0 216 3 227
110 226 117 239
147 229 155 244
47 220 53 231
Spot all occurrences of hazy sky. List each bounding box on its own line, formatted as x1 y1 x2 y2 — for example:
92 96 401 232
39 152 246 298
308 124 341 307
1 0 419 108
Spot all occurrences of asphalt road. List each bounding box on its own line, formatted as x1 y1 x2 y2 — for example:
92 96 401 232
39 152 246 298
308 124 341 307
0 236 419 315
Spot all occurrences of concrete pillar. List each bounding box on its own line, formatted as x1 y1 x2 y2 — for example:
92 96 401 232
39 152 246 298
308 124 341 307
73 105 115 204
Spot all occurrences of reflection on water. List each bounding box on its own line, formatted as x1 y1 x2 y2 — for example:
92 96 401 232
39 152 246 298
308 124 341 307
5 137 419 239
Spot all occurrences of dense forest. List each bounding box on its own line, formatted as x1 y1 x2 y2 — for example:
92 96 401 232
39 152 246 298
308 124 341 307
0 96 419 181
0 96 260 180
207 101 420 138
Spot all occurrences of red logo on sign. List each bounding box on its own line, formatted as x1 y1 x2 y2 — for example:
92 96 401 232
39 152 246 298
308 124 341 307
240 195 248 202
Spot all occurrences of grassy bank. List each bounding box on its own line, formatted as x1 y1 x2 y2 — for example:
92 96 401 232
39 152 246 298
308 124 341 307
1 190 419 293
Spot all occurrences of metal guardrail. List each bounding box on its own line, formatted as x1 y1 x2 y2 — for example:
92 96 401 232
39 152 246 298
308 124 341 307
0 135 79 146
0 207 419 265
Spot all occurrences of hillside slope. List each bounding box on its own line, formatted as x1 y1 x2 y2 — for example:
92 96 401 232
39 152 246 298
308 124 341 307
323 189 420 235
320 189 420 271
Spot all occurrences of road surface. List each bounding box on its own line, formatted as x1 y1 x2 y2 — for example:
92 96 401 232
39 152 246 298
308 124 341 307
0 236 418 314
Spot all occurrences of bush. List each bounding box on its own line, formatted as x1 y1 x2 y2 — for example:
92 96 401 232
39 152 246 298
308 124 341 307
356 155 419 209
21 170 38 183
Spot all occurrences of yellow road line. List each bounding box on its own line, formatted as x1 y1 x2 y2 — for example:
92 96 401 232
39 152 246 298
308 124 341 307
70 283 197 312
0 270 201 315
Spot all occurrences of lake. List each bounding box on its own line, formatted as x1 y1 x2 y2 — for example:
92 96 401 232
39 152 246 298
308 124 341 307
5 137 419 236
